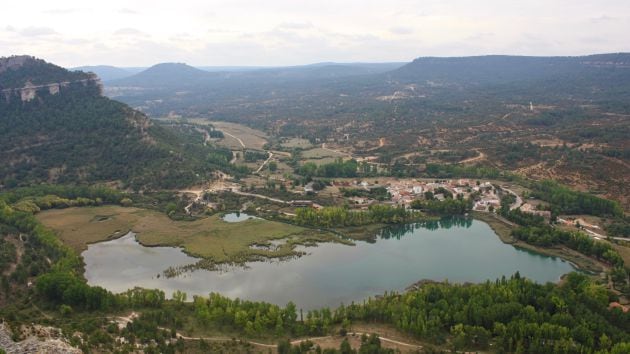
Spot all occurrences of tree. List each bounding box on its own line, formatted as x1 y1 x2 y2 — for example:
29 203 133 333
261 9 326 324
340 338 353 354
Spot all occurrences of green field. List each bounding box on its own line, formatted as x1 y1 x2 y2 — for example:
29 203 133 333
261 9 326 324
280 138 314 149
301 147 346 159
37 206 339 263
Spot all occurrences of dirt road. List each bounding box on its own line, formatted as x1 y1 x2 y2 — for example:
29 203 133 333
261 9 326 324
458 149 486 164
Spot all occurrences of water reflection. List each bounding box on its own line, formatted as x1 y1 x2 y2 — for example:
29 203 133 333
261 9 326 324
83 218 576 310
378 216 473 240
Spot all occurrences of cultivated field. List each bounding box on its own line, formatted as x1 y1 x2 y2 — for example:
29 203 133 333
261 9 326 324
301 147 347 159
210 121 268 150
280 138 314 149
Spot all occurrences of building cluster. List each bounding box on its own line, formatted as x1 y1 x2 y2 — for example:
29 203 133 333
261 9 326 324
339 178 500 209
519 202 552 218
472 182 501 212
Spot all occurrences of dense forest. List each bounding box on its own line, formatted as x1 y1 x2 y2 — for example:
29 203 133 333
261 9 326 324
531 181 623 217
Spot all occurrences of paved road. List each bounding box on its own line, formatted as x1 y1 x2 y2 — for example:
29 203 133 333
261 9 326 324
502 188 523 210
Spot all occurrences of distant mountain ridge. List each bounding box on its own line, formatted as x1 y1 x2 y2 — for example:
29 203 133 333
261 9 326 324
107 61 405 90
101 52 630 118
70 65 142 82
390 53 630 85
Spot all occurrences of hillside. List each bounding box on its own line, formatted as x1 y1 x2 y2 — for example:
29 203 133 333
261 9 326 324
103 53 630 206
0 56 234 189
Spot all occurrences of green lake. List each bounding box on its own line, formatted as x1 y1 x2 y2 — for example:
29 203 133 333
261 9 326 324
83 217 576 309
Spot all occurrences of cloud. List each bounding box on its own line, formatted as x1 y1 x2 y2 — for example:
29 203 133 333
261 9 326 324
42 8 82 15
17 27 58 37
276 22 314 30
2 0 630 66
118 8 138 15
113 28 148 37
589 15 619 23
465 32 496 41
389 26 414 35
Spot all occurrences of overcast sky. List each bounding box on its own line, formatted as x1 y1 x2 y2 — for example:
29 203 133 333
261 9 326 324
1 0 629 67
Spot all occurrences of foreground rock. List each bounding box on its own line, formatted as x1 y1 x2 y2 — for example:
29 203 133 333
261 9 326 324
0 322 81 354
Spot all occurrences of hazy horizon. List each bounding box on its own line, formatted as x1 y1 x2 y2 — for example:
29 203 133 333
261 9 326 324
2 0 630 67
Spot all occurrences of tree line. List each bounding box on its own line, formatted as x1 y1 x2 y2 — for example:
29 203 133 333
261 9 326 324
531 180 623 217
293 205 421 228
297 159 359 178
512 225 624 267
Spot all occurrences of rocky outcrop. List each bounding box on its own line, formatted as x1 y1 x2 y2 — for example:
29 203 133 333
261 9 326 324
0 322 82 354
1 55 102 103
1 75 102 103
0 56 32 74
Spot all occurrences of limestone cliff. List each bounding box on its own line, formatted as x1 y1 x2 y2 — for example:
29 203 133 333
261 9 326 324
0 55 102 103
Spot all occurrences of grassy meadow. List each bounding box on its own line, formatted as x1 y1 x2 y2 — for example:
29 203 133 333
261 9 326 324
36 206 340 263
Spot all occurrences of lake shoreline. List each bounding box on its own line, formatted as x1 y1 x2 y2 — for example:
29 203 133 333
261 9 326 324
471 211 607 274
82 216 576 310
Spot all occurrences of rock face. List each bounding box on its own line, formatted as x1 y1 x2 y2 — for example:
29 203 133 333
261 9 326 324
0 323 82 354
0 55 103 103
0 55 32 74
2 76 103 102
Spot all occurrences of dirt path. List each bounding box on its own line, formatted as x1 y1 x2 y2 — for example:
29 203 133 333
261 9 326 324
291 332 422 351
116 313 422 351
255 152 274 174
321 143 352 158
222 131 246 149
230 188 287 204
458 149 486 164
181 190 203 215
502 188 523 210
2 236 24 277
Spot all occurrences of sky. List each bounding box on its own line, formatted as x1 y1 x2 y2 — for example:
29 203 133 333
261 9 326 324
1 0 629 67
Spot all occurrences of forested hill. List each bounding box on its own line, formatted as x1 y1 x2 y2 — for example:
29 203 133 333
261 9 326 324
0 56 232 190
0 56 91 89
389 53 630 86
109 62 217 88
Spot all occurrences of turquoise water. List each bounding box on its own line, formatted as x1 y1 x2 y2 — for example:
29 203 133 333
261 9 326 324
83 217 576 309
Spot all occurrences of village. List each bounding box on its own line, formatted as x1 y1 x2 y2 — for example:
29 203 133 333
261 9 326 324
329 178 512 212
